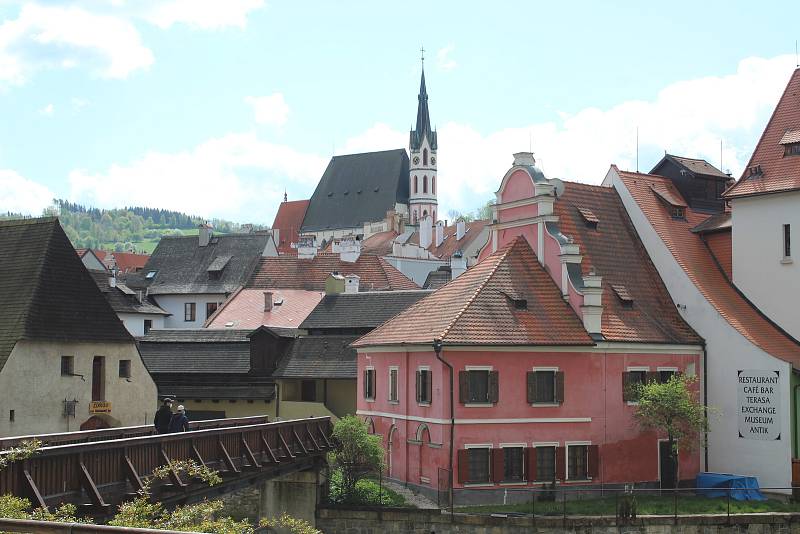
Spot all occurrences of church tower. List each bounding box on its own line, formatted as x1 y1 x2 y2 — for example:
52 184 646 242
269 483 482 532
408 60 438 225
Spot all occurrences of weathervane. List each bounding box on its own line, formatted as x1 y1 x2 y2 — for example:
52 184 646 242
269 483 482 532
420 45 425 67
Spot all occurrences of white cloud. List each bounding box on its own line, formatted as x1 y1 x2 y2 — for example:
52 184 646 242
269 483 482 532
0 169 55 215
245 93 290 126
38 102 53 116
0 3 153 85
437 44 457 72
142 0 265 30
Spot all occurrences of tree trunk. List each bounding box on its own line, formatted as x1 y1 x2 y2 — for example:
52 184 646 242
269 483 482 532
669 436 678 490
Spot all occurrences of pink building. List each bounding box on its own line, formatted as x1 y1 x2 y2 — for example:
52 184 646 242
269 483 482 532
353 153 704 503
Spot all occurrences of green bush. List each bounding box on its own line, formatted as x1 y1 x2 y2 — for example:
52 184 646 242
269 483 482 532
327 469 407 507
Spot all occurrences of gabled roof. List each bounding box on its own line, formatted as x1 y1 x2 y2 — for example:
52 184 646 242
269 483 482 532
272 199 310 254
653 154 729 179
361 229 399 256
137 329 252 374
205 288 323 329
554 182 701 344
110 252 149 273
88 271 169 316
126 234 268 295
247 253 419 292
616 167 800 365
725 68 800 198
274 335 358 379
405 219 490 260
353 237 594 347
0 218 132 371
76 248 107 269
300 290 431 330
300 149 410 232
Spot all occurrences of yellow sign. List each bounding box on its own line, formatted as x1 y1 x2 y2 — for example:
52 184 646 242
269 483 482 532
89 401 112 414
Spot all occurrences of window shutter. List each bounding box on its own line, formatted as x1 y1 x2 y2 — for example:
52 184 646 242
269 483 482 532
426 371 433 404
492 448 504 483
370 371 375 399
363 370 368 399
457 449 469 484
526 371 536 404
488 371 499 403
525 447 536 482
622 372 632 402
555 446 566 480
587 444 600 479
458 371 469 404
415 371 421 403
555 371 565 403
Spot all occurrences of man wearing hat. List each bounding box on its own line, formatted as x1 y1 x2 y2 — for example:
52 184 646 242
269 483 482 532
168 405 189 433
153 397 173 434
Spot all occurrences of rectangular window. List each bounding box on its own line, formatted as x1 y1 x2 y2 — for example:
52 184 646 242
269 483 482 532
206 302 218 319
143 319 152 334
659 370 676 383
503 447 525 482
184 302 196 322
784 224 791 258
417 369 432 404
118 360 131 379
536 446 556 481
388 368 398 402
61 356 74 376
364 368 376 400
534 371 556 403
9 410 14 422
301 380 316 402
468 370 489 403
623 370 648 402
568 445 588 480
467 448 491 483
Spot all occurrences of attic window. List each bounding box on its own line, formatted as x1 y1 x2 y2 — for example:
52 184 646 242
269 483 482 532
145 270 157 279
650 184 687 220
779 129 800 155
611 284 633 306
207 255 231 276
784 143 800 157
577 207 599 227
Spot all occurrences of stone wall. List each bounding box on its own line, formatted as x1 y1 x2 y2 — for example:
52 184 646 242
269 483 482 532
317 508 800 534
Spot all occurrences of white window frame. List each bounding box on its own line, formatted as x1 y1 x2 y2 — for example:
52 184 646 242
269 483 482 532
656 366 679 383
531 442 559 482
364 366 376 403
531 366 560 407
499 443 527 485
565 441 592 482
625 366 649 406
464 366 494 408
463 443 493 487
417 365 431 406
388 366 399 404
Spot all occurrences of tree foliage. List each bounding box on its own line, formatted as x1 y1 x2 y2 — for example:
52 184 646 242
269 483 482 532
261 513 322 534
447 198 494 223
327 415 385 502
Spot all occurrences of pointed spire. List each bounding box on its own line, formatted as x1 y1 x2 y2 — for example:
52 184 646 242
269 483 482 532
411 53 436 151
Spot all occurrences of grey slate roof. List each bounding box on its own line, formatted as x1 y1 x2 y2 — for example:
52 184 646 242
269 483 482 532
300 149 410 232
299 290 432 330
0 218 132 371
155 379 276 400
691 212 733 234
126 234 268 295
274 335 358 379
88 270 169 316
137 329 251 374
666 154 729 178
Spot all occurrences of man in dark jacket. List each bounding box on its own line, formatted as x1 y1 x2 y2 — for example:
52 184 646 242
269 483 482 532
168 405 189 433
153 397 173 434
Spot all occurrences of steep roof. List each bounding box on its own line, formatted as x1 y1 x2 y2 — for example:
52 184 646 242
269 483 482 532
0 218 132 371
300 290 431 330
725 68 800 198
410 69 437 151
126 234 268 295
274 335 358 379
353 237 594 347
617 168 800 365
247 253 419 291
657 154 729 179
554 182 702 345
110 252 150 273
88 270 169 316
300 149 410 232
205 288 323 329
272 199 310 254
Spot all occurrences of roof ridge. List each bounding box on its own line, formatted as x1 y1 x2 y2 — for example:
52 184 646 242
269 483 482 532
438 239 518 341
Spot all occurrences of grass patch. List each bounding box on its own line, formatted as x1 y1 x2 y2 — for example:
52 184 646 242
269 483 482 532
456 495 800 516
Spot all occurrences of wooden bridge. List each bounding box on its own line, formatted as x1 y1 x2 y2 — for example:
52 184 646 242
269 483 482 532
0 416 333 519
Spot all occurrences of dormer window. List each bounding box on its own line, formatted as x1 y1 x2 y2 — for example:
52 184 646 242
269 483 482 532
784 143 800 157
779 130 800 157
651 184 688 220
145 270 157 279
672 206 685 218
577 207 599 228
611 284 634 307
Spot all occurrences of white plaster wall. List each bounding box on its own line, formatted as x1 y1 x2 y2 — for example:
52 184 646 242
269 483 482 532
154 294 226 328
118 313 165 337
610 170 793 490
383 256 447 286
731 191 800 340
81 254 106 272
0 340 158 437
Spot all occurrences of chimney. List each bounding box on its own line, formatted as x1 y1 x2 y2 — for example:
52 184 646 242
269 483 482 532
419 215 433 249
340 235 361 263
558 238 582 294
198 223 212 247
580 268 603 336
451 251 467 280
435 221 444 247
297 235 318 260
264 291 273 312
136 290 144 304
456 220 466 240
344 274 360 294
108 266 117 288
325 272 345 294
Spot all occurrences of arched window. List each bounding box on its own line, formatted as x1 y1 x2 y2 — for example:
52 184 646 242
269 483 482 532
423 210 428 218
423 175 428 193
413 210 417 224
432 176 436 195
423 149 428 166
413 176 418 194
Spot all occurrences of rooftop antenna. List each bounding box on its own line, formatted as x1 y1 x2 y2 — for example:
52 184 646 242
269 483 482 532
420 45 425 68
796 40 799 67
636 127 639 173
720 139 723 171
528 130 532 152
284 189 287 203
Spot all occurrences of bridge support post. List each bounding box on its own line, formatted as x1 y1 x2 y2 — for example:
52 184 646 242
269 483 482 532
258 469 324 527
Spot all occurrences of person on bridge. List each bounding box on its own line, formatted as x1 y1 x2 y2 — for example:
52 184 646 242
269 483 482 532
168 405 189 433
153 397 173 434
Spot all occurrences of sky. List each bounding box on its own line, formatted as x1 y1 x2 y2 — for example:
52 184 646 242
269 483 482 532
0 1 798 225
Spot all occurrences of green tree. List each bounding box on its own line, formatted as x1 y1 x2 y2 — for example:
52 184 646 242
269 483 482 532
633 375 708 488
327 415 384 502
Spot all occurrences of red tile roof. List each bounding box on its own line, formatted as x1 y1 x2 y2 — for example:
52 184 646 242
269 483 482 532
725 68 800 198
110 252 149 273
272 199 310 254
247 253 419 291
353 237 593 347
554 182 701 344
75 248 108 263
205 288 323 329
617 167 800 364
405 219 490 259
361 230 398 256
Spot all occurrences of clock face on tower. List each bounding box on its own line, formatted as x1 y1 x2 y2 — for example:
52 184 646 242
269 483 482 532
413 156 420 164
431 156 436 165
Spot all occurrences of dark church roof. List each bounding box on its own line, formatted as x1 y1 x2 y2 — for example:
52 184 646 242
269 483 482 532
300 149 410 232
274 335 358 379
300 290 431 330
410 69 437 151
0 218 132 371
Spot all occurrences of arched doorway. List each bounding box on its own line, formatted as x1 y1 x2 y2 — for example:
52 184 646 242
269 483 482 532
364 416 375 434
416 424 431 484
386 425 397 478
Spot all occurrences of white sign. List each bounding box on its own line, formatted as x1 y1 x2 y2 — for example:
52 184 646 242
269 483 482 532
737 369 780 441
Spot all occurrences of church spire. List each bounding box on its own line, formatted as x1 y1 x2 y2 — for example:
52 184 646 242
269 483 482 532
410 50 437 151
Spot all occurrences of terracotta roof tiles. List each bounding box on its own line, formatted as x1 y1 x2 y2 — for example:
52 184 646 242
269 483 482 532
272 199 310 254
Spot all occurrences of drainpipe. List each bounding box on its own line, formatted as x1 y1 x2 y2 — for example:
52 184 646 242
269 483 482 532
702 342 708 472
433 338 454 515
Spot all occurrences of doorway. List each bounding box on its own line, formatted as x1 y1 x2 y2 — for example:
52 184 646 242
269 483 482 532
92 356 106 401
659 440 677 489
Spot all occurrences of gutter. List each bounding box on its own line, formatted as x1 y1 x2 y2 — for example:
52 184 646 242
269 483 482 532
433 338 454 515
703 341 709 472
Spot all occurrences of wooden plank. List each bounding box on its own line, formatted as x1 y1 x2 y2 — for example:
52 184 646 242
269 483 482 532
305 426 320 451
192 445 207 468
122 454 144 493
78 461 109 508
240 436 261 469
292 430 309 456
159 448 187 488
218 440 240 473
22 469 48 511
278 432 296 459
317 423 333 448
260 434 279 464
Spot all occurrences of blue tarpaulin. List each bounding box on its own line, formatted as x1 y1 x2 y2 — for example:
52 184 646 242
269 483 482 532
695 472 766 501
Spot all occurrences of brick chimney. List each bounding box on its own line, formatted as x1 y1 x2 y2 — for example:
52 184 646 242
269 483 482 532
264 291 273 312
435 221 444 247
198 223 212 247
344 274 360 294
580 268 603 336
419 215 433 249
456 220 466 241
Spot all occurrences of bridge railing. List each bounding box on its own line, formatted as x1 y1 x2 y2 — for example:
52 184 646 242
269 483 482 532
0 416 333 514
0 415 271 448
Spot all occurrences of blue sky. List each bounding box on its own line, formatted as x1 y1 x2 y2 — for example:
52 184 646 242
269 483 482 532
0 1 798 224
